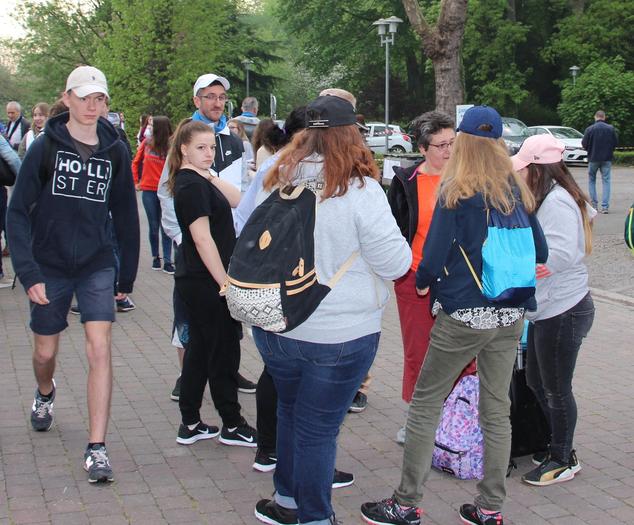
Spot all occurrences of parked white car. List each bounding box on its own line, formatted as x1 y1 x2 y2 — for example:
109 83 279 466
527 126 588 164
364 123 413 154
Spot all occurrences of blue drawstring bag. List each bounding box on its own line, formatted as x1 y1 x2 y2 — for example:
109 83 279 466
460 205 536 306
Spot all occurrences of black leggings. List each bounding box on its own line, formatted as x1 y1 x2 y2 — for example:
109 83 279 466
256 367 277 454
176 276 242 427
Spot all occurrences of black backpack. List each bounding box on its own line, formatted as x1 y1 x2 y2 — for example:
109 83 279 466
225 183 357 333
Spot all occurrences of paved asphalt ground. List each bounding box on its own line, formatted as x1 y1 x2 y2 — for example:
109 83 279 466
0 165 633 524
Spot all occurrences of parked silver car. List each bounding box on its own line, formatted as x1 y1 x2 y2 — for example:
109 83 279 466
527 126 588 164
364 123 414 154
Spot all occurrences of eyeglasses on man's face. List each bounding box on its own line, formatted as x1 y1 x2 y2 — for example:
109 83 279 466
199 94 228 103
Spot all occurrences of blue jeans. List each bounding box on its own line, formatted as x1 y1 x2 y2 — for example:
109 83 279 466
253 328 380 525
141 190 172 262
526 293 594 463
588 161 611 210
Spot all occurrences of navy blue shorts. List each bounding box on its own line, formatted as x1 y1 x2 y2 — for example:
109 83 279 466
30 267 116 336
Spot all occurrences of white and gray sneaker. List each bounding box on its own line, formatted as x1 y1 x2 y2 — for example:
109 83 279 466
84 444 114 483
176 421 220 445
31 380 56 432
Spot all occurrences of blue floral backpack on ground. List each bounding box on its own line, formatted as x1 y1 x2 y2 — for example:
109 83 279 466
432 374 484 480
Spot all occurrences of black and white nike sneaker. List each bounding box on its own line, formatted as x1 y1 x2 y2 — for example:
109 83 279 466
176 421 220 445
219 419 257 447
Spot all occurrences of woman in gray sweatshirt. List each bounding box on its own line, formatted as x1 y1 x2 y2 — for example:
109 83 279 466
511 134 596 488
251 95 411 525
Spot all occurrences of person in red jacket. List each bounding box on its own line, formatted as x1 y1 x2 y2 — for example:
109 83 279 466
132 115 174 273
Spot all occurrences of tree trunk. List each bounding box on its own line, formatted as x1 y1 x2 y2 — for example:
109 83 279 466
433 53 463 117
401 0 468 116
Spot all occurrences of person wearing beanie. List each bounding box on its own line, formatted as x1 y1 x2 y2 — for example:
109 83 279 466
361 106 548 525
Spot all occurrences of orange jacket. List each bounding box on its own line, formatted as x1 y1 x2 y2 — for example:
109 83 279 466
132 139 167 191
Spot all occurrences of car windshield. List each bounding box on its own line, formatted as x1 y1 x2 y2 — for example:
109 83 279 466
502 120 528 137
550 127 583 139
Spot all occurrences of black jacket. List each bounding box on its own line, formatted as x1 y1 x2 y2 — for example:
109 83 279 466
582 120 618 162
387 162 423 246
7 113 140 293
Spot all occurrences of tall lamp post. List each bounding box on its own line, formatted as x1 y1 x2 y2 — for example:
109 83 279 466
242 59 254 98
569 65 580 87
373 16 402 155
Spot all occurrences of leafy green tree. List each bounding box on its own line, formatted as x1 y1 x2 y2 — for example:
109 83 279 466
544 0 634 71
558 58 634 145
463 0 529 115
3 0 112 104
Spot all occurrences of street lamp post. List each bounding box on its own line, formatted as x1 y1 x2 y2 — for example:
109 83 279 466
242 59 254 98
569 65 580 87
373 16 402 155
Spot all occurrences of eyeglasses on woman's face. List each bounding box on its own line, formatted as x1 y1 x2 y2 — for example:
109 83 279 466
427 140 455 151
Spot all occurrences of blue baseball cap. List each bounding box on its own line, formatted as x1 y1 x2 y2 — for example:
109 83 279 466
457 105 503 139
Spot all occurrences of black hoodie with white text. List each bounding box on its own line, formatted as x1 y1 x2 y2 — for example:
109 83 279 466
7 112 140 294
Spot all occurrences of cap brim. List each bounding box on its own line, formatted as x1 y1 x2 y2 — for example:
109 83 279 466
511 154 529 172
72 85 109 98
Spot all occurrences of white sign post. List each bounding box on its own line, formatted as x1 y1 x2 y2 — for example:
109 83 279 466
456 104 474 129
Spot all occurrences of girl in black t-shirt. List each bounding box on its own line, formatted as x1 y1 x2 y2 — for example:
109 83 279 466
167 119 256 447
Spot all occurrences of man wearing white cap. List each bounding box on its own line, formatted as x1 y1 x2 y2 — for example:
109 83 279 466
7 65 140 484
157 73 256 409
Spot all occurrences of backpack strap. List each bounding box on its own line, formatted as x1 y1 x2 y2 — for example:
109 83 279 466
326 251 359 288
458 244 483 292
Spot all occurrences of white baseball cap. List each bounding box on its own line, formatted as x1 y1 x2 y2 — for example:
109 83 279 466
193 74 230 97
66 66 109 98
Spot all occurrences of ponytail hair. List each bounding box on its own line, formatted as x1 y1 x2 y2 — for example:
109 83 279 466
167 119 214 195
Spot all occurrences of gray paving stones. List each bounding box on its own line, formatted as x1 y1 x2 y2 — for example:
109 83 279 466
2 169 634 523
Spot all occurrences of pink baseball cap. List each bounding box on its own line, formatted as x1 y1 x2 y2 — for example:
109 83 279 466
511 134 565 171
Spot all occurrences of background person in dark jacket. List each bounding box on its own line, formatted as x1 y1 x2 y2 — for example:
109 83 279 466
7 65 140 485
581 110 618 213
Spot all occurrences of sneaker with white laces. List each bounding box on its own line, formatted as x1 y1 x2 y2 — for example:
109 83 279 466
219 420 257 447
360 496 422 525
84 444 114 483
176 421 220 445
31 381 56 432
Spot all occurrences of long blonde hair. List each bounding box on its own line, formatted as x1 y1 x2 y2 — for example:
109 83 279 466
439 133 536 213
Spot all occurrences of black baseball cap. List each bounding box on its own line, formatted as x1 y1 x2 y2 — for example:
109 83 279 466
306 96 357 128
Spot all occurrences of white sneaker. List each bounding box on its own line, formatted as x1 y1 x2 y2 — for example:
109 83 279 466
396 426 406 444
0 275 13 289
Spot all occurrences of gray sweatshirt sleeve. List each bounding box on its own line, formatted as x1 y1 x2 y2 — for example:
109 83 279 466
157 159 182 245
537 189 584 275
355 179 412 280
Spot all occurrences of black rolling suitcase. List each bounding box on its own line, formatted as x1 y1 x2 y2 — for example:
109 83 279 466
507 321 550 475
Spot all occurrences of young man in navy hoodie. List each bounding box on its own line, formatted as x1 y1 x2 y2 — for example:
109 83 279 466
7 66 140 484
